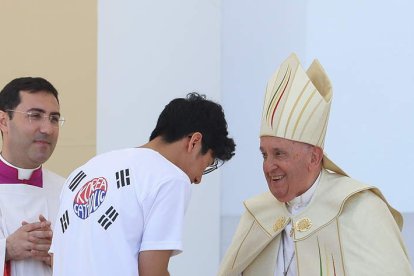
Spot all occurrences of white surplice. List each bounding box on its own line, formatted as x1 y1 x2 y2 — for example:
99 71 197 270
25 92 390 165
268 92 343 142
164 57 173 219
0 170 64 276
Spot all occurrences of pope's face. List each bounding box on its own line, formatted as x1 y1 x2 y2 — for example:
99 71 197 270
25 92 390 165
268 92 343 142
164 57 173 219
260 136 315 202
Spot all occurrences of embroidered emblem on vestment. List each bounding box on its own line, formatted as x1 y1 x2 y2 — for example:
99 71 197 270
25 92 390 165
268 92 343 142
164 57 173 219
295 217 312 232
273 216 287 232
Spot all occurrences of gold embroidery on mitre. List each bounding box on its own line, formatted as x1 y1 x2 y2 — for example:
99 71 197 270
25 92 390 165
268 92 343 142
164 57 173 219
273 216 287 232
295 218 312 232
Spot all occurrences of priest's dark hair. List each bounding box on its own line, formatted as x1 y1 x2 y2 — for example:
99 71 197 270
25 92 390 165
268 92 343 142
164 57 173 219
0 77 59 119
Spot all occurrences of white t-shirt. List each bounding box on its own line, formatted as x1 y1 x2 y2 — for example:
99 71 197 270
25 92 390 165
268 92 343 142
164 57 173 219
50 148 191 276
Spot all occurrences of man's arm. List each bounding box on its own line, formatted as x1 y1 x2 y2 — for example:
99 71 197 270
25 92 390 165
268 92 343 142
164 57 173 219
138 250 172 276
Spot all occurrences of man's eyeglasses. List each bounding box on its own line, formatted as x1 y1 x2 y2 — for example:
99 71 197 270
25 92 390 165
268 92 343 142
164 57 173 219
6 109 65 127
203 158 224 175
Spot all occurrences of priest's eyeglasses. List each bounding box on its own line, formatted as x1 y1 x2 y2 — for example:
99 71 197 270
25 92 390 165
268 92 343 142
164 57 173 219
6 109 65 127
203 158 224 175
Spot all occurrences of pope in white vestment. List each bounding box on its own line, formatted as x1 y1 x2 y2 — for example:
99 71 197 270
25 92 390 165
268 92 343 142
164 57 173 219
219 53 413 276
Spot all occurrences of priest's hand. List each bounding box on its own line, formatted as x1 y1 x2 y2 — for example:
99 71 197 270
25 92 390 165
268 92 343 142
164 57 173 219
22 215 53 266
5 215 53 266
28 215 53 266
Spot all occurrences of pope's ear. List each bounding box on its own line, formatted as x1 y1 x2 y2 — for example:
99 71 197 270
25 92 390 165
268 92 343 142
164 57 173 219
310 146 323 167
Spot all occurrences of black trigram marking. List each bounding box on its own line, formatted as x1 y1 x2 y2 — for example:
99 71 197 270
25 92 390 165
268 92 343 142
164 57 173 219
116 169 130 189
98 206 119 230
68 171 86 191
60 210 70 233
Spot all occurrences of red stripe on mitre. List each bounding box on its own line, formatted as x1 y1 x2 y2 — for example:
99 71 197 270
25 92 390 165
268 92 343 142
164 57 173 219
270 67 291 128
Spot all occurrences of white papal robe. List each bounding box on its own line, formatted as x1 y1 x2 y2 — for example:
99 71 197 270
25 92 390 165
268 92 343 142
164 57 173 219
219 169 413 276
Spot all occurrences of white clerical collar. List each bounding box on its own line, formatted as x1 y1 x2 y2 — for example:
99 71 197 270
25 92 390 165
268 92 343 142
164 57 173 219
0 154 41 180
286 171 321 214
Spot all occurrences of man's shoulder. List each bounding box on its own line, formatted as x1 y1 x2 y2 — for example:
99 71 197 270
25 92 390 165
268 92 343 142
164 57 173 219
244 191 281 210
321 169 368 187
314 170 403 229
317 169 375 201
319 170 394 210
243 191 286 232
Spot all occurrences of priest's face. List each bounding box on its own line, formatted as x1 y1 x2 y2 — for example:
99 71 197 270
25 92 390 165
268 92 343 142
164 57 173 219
260 136 317 202
0 91 60 168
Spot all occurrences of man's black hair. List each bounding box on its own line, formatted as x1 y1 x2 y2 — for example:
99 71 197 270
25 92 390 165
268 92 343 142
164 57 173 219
150 92 235 161
0 77 59 119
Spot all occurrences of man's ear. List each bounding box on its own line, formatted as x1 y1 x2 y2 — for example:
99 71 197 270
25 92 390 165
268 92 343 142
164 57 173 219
310 146 323 168
187 132 203 152
0 110 9 133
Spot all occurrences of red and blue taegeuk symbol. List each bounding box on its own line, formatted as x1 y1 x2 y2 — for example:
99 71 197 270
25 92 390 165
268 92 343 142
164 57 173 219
73 177 108 219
